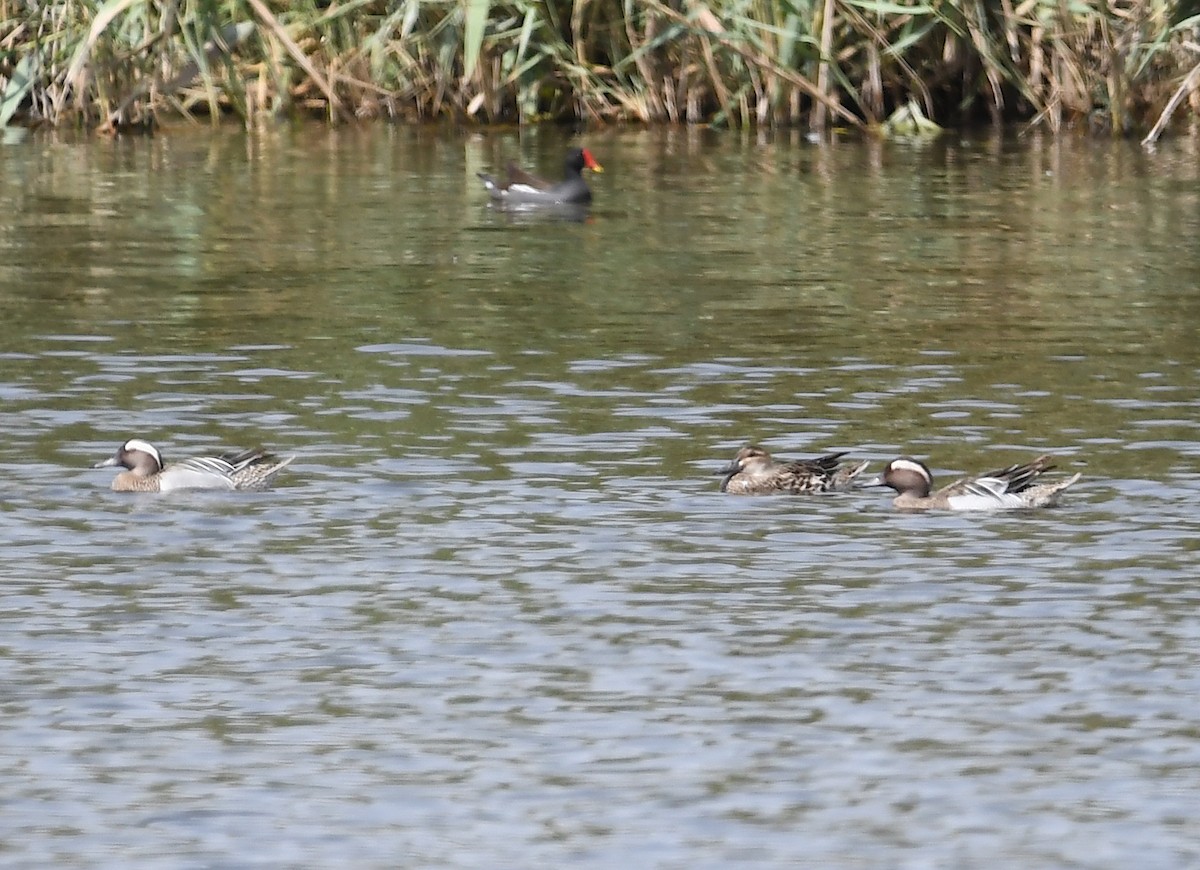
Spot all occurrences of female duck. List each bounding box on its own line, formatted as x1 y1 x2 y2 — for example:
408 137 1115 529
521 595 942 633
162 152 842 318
864 455 1080 511
717 445 869 495
94 439 294 493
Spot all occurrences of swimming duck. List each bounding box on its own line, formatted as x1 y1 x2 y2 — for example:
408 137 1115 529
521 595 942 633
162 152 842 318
863 455 1080 511
717 445 870 495
477 147 603 205
94 439 295 493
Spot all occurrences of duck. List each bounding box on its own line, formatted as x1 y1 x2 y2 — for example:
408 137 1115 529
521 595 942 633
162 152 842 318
477 147 603 205
862 454 1081 511
93 439 295 493
717 445 870 495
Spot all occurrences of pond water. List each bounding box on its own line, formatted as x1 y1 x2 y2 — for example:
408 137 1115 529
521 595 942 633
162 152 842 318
2 123 1200 868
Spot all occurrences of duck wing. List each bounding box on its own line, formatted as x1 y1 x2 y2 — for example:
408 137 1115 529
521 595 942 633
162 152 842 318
804 451 850 473
938 455 1055 499
160 456 238 491
219 447 281 471
960 476 1011 500
772 452 854 493
943 476 1027 510
980 455 1054 493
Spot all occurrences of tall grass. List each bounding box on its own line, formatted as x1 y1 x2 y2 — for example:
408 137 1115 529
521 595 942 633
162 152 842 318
2 1 1198 139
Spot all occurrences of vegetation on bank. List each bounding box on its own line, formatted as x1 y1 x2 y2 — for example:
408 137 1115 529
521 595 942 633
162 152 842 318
2 1 1199 143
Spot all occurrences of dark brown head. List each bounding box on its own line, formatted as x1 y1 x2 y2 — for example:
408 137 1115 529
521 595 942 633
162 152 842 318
93 439 164 477
862 457 933 497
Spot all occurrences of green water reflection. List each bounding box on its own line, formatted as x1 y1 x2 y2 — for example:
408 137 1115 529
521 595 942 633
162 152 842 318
2 125 1198 479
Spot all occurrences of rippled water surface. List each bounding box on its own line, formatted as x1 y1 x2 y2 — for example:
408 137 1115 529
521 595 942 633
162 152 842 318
3 126 1200 868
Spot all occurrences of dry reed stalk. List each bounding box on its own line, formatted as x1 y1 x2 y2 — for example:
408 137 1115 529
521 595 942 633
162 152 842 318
1143 43 1200 146
647 0 865 130
244 0 349 123
1 0 1197 133
59 0 141 121
810 0 835 132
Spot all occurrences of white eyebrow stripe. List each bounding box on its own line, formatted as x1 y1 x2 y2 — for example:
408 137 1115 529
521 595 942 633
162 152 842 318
890 458 930 481
123 439 162 465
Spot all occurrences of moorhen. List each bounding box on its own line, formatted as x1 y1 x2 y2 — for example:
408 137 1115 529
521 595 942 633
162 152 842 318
477 147 603 205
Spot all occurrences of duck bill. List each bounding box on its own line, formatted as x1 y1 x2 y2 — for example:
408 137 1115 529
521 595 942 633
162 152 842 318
715 462 740 478
858 474 887 488
93 456 119 469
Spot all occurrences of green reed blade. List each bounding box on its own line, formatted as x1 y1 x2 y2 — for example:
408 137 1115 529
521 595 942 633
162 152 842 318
463 0 490 79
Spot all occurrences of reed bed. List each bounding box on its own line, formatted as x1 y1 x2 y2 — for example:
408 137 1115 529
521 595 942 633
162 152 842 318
2 1 1198 140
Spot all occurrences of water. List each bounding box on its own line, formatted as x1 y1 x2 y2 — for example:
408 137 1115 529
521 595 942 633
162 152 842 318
2 125 1200 868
